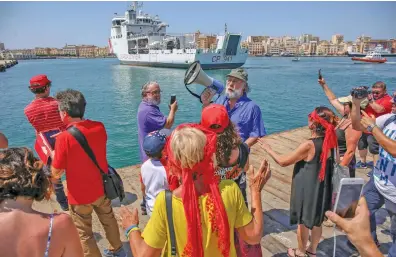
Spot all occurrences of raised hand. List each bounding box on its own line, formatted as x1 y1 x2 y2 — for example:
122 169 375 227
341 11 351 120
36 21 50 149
119 206 139 230
247 159 271 193
318 78 326 86
360 110 376 129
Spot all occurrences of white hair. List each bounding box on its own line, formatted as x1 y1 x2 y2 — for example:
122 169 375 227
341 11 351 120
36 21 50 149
141 81 159 98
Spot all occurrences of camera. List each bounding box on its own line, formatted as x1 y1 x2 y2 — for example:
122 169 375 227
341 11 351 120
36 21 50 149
350 86 371 99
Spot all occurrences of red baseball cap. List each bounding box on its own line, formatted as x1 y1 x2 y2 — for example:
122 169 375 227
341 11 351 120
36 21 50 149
29 74 51 89
201 104 230 133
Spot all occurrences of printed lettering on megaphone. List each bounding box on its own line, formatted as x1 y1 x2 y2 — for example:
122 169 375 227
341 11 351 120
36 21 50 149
183 61 225 103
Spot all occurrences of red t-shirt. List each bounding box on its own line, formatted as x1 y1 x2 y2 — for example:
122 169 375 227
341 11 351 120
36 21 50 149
52 120 108 205
24 97 66 133
364 94 393 118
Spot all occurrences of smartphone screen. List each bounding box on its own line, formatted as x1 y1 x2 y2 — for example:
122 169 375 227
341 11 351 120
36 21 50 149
170 95 176 105
334 183 364 218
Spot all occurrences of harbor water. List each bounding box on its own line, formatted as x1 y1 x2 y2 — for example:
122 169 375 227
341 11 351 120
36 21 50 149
0 57 395 167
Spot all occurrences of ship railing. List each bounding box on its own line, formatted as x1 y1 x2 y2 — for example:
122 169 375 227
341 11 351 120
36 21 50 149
127 32 166 39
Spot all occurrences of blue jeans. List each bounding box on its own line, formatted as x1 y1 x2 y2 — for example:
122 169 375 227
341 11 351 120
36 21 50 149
44 164 69 211
363 176 396 256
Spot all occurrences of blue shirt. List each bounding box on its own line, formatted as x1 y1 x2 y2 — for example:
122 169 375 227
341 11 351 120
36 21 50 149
215 94 266 142
137 101 167 162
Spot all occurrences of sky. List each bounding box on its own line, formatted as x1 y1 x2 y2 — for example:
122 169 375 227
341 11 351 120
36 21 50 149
1 1 396 49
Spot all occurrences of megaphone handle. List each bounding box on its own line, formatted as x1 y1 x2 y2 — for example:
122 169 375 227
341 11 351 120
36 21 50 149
184 84 203 103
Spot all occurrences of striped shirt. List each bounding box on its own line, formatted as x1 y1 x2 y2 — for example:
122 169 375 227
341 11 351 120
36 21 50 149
24 97 66 133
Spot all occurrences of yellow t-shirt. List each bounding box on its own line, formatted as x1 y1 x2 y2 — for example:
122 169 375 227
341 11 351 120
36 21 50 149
142 180 253 257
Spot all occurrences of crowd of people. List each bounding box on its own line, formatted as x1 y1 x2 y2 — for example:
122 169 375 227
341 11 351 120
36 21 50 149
0 67 395 257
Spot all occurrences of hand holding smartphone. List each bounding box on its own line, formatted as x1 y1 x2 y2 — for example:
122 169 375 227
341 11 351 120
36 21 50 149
333 178 364 219
318 69 322 80
170 94 176 105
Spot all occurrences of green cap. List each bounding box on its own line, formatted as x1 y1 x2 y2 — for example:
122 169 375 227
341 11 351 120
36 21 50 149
226 68 248 83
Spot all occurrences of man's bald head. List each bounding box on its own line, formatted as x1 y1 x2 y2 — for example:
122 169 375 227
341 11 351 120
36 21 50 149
0 132 8 148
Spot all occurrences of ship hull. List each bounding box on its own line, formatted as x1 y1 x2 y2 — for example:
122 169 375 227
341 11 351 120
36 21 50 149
351 57 387 63
117 52 248 70
119 60 245 69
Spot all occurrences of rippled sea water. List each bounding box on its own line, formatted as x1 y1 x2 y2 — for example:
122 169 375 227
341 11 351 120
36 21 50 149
1 57 395 167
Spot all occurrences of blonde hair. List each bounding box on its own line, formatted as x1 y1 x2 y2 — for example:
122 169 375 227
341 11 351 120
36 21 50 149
170 127 207 169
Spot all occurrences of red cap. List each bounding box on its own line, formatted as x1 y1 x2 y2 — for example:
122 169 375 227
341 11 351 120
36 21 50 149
29 75 51 89
201 104 230 133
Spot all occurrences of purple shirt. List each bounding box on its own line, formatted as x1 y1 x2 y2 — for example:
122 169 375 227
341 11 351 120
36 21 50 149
137 101 167 162
215 93 266 142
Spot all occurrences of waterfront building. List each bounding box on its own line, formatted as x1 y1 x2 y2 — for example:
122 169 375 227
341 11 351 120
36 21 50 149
308 41 318 55
62 44 78 56
248 41 265 55
331 34 344 45
78 45 97 57
35 47 50 56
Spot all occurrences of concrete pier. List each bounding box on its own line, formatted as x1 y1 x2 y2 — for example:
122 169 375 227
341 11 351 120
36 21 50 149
33 126 390 256
0 59 18 71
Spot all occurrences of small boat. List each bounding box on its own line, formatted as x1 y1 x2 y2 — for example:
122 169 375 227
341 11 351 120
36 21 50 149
292 57 300 62
351 51 387 64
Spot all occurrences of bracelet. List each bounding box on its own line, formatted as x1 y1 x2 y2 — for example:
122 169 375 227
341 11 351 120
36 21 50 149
125 225 139 239
126 227 140 239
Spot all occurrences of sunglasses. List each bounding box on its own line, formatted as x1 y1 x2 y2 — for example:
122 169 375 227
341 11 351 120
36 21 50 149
372 91 382 95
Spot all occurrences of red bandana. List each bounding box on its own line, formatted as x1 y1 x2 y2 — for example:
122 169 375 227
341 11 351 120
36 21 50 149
308 110 338 181
164 123 230 257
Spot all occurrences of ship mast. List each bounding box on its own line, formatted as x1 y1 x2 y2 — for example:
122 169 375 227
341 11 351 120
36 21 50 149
132 1 143 11
225 23 227 34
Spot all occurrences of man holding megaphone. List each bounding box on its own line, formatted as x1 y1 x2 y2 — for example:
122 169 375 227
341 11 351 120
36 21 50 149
185 62 266 204
184 62 266 148
200 67 267 147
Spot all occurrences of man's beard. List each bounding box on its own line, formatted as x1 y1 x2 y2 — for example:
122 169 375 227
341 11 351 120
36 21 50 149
225 88 243 99
146 98 161 105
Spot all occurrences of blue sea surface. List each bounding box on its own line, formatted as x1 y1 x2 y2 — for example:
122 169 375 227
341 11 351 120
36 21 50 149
0 57 395 167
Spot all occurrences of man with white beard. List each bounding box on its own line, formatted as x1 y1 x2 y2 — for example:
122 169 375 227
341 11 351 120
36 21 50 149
137 81 178 163
203 68 266 200
215 68 266 147
201 68 266 256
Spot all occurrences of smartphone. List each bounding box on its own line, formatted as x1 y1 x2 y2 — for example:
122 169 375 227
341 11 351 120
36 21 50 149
170 94 176 105
318 69 322 80
333 178 364 219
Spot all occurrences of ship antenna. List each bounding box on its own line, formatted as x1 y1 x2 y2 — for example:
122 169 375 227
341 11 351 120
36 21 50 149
225 23 227 34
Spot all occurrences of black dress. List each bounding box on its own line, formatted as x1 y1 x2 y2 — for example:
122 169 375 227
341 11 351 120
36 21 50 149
289 137 334 229
336 122 356 178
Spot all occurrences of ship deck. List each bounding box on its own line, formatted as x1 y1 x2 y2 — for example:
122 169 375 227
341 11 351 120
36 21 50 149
34 126 392 257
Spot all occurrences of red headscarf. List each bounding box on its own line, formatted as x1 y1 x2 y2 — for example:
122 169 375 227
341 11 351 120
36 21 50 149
164 123 230 257
308 110 338 181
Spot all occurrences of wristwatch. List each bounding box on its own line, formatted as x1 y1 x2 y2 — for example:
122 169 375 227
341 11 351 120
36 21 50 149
366 124 377 132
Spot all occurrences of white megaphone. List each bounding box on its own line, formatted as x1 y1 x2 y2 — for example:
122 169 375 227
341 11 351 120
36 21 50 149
184 61 224 103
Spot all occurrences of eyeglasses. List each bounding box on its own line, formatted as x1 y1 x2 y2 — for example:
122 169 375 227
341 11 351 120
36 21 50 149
147 90 162 95
372 91 382 95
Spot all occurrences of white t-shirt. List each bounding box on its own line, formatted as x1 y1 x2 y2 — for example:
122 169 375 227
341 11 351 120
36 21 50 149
373 113 396 203
141 159 169 216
